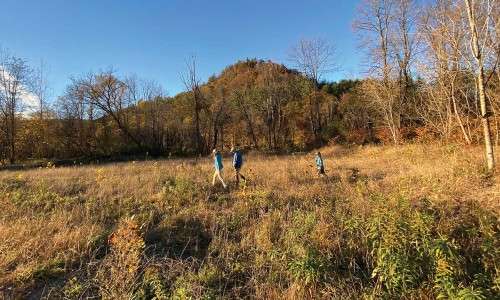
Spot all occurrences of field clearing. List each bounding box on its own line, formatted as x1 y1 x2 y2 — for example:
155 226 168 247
0 144 498 299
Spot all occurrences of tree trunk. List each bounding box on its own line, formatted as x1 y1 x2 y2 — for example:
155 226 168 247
220 125 224 151
212 121 218 150
194 90 203 155
465 0 495 171
451 80 472 145
242 105 258 148
8 106 15 164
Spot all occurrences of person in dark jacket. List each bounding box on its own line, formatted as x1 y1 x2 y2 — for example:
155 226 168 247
231 147 247 184
212 149 227 188
315 151 326 177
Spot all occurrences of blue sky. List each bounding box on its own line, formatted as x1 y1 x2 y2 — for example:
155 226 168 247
1 0 361 101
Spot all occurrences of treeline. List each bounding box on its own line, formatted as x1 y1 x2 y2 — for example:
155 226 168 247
353 0 499 171
0 0 498 167
3 60 356 160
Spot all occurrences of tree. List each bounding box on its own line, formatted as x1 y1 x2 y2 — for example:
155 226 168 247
464 0 496 171
32 60 51 157
56 84 94 156
418 0 474 143
0 49 33 163
232 89 258 148
181 56 205 154
288 38 337 144
354 0 420 144
288 38 337 86
75 70 145 151
33 60 49 121
354 0 400 143
125 76 166 154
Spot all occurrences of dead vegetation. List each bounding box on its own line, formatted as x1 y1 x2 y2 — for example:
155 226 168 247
0 144 498 299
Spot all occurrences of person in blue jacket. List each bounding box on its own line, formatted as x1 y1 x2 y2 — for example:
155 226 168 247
315 151 326 177
212 149 227 188
231 146 247 184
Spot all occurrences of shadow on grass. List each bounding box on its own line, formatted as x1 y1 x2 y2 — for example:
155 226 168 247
145 216 211 261
0 154 173 171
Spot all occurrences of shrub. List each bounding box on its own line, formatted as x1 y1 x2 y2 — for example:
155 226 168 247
288 249 327 286
96 217 145 299
63 277 84 299
134 266 168 300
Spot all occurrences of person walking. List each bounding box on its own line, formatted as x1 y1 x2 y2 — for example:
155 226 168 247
315 151 326 177
212 149 227 188
231 146 247 184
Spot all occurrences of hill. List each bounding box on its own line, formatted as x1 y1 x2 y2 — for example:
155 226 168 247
10 59 358 162
156 59 340 154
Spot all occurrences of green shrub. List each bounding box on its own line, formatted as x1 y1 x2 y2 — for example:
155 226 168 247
288 249 327 286
134 267 168 300
63 277 84 299
159 176 200 210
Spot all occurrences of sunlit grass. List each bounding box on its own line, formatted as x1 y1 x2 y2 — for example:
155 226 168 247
0 144 498 299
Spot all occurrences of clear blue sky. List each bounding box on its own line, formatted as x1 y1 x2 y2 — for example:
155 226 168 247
1 0 362 101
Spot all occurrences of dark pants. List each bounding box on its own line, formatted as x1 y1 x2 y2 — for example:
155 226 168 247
234 167 246 183
318 166 326 176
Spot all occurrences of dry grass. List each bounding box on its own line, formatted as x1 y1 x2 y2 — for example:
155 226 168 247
0 144 498 299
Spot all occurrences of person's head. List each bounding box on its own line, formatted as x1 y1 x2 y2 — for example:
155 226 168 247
212 149 218 156
230 146 235 153
317 151 321 157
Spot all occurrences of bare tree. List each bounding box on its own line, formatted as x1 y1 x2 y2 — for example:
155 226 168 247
464 0 496 171
57 84 93 156
134 78 166 153
32 60 51 157
288 38 337 143
75 70 145 150
391 0 418 88
233 89 258 148
354 0 393 80
417 0 472 143
288 38 337 85
181 56 205 154
354 0 421 144
33 60 50 121
354 0 402 143
0 49 33 163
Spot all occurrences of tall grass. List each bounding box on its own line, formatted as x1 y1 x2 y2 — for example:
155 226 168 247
0 144 498 299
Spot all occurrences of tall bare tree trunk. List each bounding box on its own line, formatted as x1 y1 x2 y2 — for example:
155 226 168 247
182 57 205 154
242 106 258 148
451 80 472 144
8 109 15 164
194 88 203 154
465 0 495 171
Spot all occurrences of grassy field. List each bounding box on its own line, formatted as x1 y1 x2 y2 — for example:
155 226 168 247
0 144 498 299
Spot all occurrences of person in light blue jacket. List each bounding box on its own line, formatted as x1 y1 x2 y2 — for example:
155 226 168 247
212 149 227 188
315 151 326 177
231 146 247 184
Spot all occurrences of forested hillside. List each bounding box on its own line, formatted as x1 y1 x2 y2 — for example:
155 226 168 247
1 1 499 168
2 55 499 163
4 59 358 161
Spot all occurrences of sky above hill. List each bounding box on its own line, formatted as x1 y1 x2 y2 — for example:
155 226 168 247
1 0 362 101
